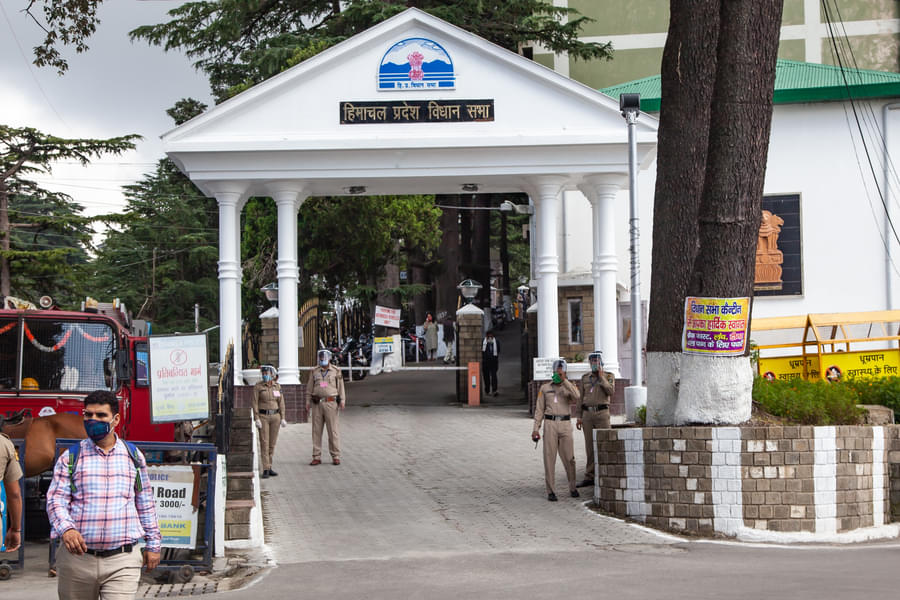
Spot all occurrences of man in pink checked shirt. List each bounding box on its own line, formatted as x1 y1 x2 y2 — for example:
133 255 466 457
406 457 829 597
47 390 161 599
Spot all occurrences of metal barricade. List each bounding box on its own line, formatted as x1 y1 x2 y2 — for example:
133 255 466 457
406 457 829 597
49 440 217 581
0 438 26 580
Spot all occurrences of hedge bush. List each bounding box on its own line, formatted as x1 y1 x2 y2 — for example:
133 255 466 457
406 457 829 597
752 377 865 425
843 376 900 416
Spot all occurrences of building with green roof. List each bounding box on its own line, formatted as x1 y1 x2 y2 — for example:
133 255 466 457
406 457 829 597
600 60 900 112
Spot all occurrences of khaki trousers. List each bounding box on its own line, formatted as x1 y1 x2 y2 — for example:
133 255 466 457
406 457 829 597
310 401 341 460
542 419 576 495
57 543 142 600
581 408 610 482
258 413 281 471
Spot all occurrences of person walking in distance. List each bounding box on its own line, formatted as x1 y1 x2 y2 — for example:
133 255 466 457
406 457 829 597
531 360 580 501
46 390 161 599
253 365 287 479
306 349 346 465
1 431 23 553
482 330 500 396
423 313 438 360
442 316 456 364
576 351 615 488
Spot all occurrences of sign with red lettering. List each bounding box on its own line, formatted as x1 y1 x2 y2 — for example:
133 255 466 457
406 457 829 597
373 305 401 329
148 333 210 422
682 297 750 356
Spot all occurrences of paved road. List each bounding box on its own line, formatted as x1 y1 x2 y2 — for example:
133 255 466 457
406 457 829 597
261 403 666 565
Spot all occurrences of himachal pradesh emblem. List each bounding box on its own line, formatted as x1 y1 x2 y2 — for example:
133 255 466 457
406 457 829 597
378 38 455 90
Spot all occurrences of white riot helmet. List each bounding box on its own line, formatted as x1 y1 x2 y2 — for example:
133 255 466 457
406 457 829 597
260 365 277 381
552 358 567 373
588 351 603 371
317 349 332 366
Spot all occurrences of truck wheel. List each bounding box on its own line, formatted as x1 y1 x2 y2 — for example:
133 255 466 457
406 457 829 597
0 564 12 580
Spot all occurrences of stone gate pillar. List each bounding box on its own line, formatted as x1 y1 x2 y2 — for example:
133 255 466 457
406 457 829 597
456 303 485 401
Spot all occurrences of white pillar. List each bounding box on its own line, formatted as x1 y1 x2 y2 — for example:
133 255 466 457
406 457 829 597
529 176 567 359
580 175 627 377
269 184 307 385
212 184 247 386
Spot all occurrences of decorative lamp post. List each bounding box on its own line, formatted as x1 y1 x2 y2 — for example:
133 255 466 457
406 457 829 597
457 279 482 305
261 282 279 308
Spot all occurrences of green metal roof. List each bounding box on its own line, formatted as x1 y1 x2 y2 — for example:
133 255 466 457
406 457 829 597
600 59 900 112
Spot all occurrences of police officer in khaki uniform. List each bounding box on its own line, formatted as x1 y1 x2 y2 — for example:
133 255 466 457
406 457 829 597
576 351 615 488
531 359 580 501
306 349 346 465
253 365 286 479
1 432 23 551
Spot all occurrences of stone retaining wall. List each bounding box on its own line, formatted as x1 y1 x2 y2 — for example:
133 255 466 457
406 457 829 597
595 425 900 539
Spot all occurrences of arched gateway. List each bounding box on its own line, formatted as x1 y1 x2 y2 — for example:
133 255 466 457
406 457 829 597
163 8 657 385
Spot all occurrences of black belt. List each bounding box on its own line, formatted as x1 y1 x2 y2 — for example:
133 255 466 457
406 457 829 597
259 409 279 415
85 544 133 558
582 404 609 412
544 415 570 421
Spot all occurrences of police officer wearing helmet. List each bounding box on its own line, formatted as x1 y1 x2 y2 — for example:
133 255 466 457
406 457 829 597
531 359 580 501
253 365 286 478
576 351 615 488
306 349 346 465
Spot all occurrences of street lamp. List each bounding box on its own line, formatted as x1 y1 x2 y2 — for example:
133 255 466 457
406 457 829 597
261 282 279 308
457 279 482 304
620 92 646 421
499 200 534 215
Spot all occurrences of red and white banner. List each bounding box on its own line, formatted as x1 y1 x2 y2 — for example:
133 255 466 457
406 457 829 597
373 305 401 329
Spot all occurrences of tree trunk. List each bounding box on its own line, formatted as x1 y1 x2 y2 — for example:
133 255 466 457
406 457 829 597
0 181 10 297
434 199 460 316
500 209 511 309
472 194 492 310
645 0 721 425
676 0 784 425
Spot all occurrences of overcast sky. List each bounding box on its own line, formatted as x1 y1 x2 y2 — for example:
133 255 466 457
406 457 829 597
0 0 212 219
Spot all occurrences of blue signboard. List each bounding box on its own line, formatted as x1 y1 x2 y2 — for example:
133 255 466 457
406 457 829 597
378 38 455 90
1 479 6 552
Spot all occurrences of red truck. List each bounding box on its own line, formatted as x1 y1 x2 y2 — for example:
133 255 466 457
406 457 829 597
0 297 174 442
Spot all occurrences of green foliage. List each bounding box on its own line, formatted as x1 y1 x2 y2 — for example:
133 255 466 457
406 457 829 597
752 377 865 425
635 404 647 426
843 376 900 418
87 158 220 354
130 0 612 102
25 0 101 74
1 124 138 299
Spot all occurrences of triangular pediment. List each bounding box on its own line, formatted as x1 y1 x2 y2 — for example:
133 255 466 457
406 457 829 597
163 8 655 151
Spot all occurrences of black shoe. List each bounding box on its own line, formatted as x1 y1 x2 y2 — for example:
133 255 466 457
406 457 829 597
268 469 278 477
576 479 593 488
548 492 558 502
261 470 270 479
570 489 580 498
492 391 499 397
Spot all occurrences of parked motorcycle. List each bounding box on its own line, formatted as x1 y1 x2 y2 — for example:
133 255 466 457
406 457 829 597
329 336 369 380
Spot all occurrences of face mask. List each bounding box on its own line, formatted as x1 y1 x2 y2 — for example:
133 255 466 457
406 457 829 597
319 359 329 367
551 373 562 384
590 363 599 373
262 374 272 382
84 419 112 443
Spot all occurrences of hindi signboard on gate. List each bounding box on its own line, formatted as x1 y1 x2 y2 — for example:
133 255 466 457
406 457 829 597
682 297 750 356
374 337 395 354
533 357 563 380
149 465 199 549
148 334 210 423
373 305 401 329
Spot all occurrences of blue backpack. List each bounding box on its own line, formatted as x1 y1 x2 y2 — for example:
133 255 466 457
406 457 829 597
67 440 144 494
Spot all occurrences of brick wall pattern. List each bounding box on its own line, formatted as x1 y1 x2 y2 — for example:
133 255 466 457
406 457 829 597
595 425 899 540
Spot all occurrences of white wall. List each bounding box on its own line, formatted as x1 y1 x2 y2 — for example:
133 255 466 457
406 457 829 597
559 99 900 320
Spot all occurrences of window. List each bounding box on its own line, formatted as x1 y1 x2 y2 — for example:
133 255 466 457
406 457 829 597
0 319 18 389
20 320 117 392
135 342 149 387
568 299 583 345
